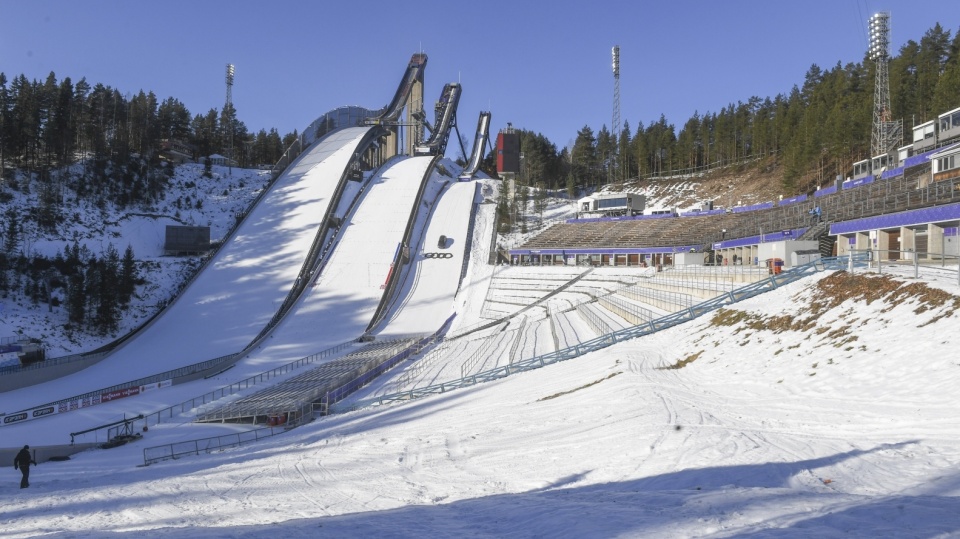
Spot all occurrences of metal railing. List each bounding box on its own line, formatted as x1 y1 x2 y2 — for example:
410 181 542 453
338 257 848 412
575 303 613 336
508 316 528 364
459 322 508 378
847 248 960 287
388 340 452 393
143 341 355 426
195 338 418 425
68 341 355 444
143 426 282 466
618 284 695 313
14 352 237 419
597 294 658 326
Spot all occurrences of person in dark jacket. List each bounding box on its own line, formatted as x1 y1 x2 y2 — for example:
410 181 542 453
14 445 36 489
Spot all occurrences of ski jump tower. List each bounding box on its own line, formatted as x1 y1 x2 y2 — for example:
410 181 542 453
403 66 425 156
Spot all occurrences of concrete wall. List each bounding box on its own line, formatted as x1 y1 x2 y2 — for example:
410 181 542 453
757 240 819 267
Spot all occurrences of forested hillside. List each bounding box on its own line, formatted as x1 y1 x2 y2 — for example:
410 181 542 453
503 22 960 198
1 21 959 340
0 72 282 340
0 72 298 179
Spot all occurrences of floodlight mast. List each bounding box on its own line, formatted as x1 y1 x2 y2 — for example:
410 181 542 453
225 64 235 169
225 64 235 101
869 13 900 158
612 45 621 181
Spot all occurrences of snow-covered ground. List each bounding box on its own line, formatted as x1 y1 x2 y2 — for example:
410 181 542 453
2 262 959 538
0 162 274 356
1 155 960 537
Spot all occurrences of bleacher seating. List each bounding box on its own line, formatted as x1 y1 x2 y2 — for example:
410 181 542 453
518 174 960 253
195 339 417 424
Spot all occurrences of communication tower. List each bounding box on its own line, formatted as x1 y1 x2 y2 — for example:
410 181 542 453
868 13 901 158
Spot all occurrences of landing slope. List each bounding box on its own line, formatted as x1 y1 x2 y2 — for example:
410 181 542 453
250 156 436 359
0 127 372 413
377 180 477 337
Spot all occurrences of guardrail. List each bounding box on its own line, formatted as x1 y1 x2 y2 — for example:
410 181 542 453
508 315 528 364
457 183 482 293
598 294 657 326
459 321 508 378
68 341 355 444
576 303 613 336
618 284 694 313
846 248 960 286
337 257 849 412
143 426 282 466
195 338 420 426
9 352 236 419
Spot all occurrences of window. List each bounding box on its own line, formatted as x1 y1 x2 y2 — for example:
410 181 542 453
938 154 958 172
597 197 627 209
939 109 960 132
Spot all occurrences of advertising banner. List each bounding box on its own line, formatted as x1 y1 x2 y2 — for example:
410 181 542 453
0 378 172 427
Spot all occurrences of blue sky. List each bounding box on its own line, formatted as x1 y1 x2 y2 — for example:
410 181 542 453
3 0 959 152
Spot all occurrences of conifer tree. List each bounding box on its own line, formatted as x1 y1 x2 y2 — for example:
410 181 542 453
119 244 137 307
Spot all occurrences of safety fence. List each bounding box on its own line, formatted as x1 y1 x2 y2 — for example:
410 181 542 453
618 284 695 313
847 248 960 287
460 321 509 378
139 317 455 466
67 342 357 444
508 316 529 364
143 426 282 466
5 352 237 430
388 340 452 393
575 303 613 337
337 257 852 412
597 294 658 326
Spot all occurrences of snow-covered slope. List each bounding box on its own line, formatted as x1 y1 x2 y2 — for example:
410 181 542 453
1 157 959 537
1 265 959 538
0 162 272 356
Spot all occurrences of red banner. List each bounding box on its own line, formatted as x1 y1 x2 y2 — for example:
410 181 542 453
101 386 141 402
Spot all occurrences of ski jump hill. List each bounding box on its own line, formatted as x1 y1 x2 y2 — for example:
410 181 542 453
0 53 486 448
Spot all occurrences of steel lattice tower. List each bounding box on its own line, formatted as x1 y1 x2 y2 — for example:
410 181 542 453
869 13 901 157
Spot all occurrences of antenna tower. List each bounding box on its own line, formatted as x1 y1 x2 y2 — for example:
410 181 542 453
225 64 235 166
868 13 901 158
612 45 621 181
